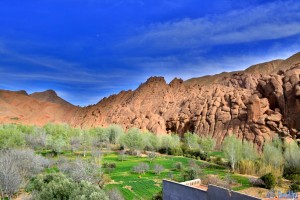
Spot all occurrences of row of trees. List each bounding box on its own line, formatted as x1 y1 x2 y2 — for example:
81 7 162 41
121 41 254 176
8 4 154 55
0 124 216 157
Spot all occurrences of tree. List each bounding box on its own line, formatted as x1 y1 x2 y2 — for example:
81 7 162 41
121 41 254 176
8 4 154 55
222 135 243 172
107 124 124 145
284 140 300 172
144 131 160 152
90 127 109 149
120 128 145 155
58 158 102 186
0 124 26 149
159 134 180 155
0 149 48 199
70 136 81 152
46 135 67 155
118 150 127 162
199 135 216 153
27 173 108 200
107 188 124 200
133 163 149 174
184 132 199 150
0 151 22 200
242 140 258 161
153 164 164 175
79 130 92 157
263 140 284 168
25 127 47 150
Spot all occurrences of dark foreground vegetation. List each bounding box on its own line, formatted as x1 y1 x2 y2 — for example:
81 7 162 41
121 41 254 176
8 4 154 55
0 123 299 199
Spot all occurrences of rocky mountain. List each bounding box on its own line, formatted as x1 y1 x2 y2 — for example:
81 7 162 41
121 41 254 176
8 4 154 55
1 52 300 148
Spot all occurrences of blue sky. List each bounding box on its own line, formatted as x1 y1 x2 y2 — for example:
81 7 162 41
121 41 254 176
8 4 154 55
0 0 300 106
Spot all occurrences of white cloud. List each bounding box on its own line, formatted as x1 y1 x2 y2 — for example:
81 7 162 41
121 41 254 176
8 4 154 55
122 1 300 51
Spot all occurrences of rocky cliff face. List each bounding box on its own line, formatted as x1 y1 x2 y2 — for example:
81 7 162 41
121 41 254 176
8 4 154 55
1 52 300 148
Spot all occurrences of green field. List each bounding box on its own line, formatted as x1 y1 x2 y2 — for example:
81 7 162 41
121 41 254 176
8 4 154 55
101 153 250 200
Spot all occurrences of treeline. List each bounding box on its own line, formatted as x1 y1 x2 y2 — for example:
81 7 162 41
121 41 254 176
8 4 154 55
0 123 300 191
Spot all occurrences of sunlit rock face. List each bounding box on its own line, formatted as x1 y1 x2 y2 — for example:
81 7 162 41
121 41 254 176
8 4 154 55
1 52 300 148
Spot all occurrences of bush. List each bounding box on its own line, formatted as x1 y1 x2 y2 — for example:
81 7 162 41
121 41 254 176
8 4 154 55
27 173 108 200
261 173 276 189
173 162 183 171
290 182 300 192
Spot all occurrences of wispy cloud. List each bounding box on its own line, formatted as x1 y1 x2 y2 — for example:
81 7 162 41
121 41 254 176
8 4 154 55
121 1 300 51
124 47 300 83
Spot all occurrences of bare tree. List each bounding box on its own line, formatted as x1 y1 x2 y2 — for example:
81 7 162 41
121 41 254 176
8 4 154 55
107 188 124 200
70 136 81 152
0 151 22 200
0 149 48 200
58 158 102 187
132 163 149 174
153 164 164 175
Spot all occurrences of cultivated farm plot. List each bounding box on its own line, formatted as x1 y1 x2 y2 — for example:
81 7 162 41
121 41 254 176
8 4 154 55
102 153 250 200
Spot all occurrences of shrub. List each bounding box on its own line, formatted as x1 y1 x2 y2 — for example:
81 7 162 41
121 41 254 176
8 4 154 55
170 147 183 156
261 173 276 189
27 173 108 200
290 182 300 192
183 168 198 181
173 162 183 171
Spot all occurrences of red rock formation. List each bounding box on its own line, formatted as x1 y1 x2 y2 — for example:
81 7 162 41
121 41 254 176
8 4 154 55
1 52 300 148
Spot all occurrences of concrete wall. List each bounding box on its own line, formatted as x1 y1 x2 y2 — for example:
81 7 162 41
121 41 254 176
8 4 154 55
207 185 231 200
163 180 207 200
230 191 261 200
163 180 262 200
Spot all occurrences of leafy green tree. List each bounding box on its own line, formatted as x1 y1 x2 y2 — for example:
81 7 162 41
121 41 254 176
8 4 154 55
199 135 216 153
184 132 199 150
120 128 145 154
284 140 300 170
107 124 124 145
159 135 173 155
263 140 284 168
90 127 109 149
242 140 258 161
46 135 67 155
222 135 243 172
143 131 160 152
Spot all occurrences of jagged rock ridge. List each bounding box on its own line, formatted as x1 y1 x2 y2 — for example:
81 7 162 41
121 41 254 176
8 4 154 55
1 52 300 148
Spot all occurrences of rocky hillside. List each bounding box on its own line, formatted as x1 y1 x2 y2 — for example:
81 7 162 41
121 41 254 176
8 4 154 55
1 52 300 148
